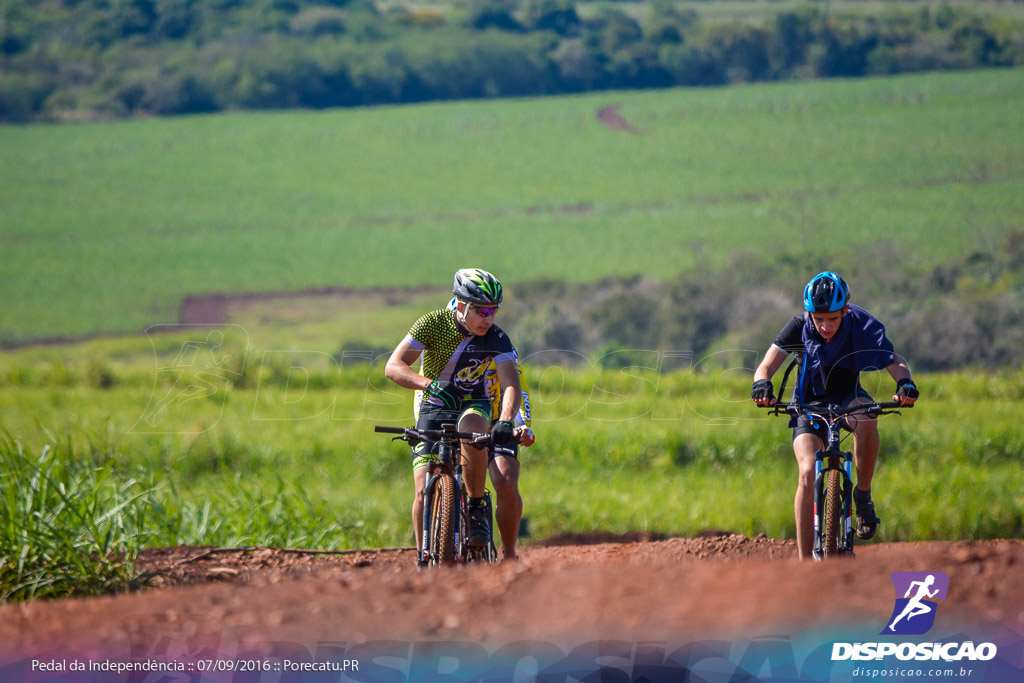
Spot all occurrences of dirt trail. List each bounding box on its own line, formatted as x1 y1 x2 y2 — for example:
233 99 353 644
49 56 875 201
2 535 1022 668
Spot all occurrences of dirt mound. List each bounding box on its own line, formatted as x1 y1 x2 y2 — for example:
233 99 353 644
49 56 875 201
3 536 1022 666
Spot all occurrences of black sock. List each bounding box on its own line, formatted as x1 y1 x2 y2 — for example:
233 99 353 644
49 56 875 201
853 487 871 505
469 497 485 508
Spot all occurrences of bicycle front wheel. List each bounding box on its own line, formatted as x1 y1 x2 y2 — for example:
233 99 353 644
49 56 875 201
428 474 457 567
822 467 842 558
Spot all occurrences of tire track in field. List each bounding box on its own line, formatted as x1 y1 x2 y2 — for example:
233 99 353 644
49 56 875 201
597 104 644 134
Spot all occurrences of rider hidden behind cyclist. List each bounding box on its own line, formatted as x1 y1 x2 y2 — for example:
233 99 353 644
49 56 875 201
750 272 919 561
411 296 534 561
384 268 523 562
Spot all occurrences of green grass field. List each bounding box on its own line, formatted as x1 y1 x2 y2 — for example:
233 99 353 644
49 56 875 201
2 360 1022 557
2 69 1023 343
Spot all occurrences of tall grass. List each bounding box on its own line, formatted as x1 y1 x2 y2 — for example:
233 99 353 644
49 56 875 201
2 336 1021 600
0 423 398 602
1 352 1021 592
150 475 398 550
0 435 152 601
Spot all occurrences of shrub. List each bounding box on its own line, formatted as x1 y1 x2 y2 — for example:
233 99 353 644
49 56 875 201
0 437 153 602
289 7 347 36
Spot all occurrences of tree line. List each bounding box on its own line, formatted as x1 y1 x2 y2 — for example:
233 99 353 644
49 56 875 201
501 231 1024 372
2 0 1023 122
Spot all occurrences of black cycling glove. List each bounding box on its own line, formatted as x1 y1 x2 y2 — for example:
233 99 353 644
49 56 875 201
896 377 919 400
489 420 516 447
425 380 461 410
751 379 775 402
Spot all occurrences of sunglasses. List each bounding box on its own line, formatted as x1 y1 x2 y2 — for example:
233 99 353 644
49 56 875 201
470 305 500 319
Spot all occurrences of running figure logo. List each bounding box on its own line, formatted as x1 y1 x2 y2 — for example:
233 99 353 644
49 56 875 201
882 571 949 635
131 325 248 434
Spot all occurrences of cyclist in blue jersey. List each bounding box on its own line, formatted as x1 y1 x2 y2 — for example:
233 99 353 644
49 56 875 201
385 269 522 560
751 272 919 560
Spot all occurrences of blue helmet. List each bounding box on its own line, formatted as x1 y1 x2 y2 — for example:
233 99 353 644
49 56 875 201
803 272 850 313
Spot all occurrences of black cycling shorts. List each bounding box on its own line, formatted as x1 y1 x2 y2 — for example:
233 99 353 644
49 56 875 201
412 400 492 470
792 386 873 443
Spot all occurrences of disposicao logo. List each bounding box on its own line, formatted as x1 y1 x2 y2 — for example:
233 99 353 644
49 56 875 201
882 571 949 635
831 571 999 663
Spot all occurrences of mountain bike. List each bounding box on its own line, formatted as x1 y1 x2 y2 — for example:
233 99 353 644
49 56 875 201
375 423 502 567
766 401 907 560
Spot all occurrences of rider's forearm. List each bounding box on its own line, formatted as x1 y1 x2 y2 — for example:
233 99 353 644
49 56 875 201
753 364 772 382
885 360 913 383
385 360 431 391
754 346 786 382
497 385 520 423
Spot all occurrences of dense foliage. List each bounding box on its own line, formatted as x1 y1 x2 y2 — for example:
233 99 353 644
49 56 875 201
505 235 1024 372
2 0 1023 121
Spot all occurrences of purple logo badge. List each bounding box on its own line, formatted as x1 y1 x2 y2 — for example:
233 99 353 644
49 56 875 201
881 571 949 635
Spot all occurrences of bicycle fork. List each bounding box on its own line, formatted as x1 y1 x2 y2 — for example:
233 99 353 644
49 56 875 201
811 449 855 559
420 473 435 566
841 452 854 553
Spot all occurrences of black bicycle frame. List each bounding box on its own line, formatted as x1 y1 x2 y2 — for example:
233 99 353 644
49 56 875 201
768 401 903 560
375 422 497 566
809 415 855 559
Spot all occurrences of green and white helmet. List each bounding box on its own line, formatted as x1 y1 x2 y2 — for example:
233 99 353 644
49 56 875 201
453 268 503 306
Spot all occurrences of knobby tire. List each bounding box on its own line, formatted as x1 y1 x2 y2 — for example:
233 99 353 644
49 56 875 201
823 466 842 558
429 474 456 567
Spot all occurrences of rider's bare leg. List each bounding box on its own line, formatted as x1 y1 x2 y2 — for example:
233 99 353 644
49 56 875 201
458 412 489 498
848 399 880 493
412 465 428 553
489 455 522 560
793 433 823 561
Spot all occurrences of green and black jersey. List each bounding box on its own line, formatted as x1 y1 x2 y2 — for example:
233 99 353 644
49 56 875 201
404 309 517 406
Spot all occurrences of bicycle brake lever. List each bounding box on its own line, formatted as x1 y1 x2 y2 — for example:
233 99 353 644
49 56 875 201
394 431 425 445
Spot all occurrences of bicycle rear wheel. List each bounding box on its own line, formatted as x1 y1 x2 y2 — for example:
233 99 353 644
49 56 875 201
822 466 842 558
428 474 456 567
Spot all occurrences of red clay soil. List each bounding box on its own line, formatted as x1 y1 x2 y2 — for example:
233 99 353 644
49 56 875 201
2 535 1022 662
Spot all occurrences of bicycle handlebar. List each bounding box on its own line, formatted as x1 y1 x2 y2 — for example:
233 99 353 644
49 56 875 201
374 425 520 446
765 400 908 419
374 426 414 435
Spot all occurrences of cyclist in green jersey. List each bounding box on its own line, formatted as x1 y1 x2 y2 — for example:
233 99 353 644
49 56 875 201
411 297 535 561
385 269 523 558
